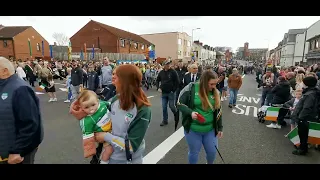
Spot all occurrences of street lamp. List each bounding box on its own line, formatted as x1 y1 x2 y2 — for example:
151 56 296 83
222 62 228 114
191 28 201 61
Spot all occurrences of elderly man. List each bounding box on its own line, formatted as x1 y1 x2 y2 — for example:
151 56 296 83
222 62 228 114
0 57 43 164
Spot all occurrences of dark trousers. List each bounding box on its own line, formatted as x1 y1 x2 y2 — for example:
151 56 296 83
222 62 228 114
277 108 288 126
0 148 38 164
298 121 309 152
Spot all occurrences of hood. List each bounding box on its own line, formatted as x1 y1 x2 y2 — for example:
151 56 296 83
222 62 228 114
279 81 290 87
303 87 320 96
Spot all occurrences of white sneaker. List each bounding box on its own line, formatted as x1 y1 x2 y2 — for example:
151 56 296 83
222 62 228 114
52 98 57 102
266 123 277 128
221 97 224 102
224 97 227 100
275 124 281 129
64 99 70 103
48 98 53 102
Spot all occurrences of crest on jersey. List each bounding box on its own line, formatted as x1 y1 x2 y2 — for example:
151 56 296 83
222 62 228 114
1 93 8 100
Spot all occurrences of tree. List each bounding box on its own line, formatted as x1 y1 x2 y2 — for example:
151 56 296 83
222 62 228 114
52 32 69 60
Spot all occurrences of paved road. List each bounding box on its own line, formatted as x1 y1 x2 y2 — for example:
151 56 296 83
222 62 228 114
34 76 320 164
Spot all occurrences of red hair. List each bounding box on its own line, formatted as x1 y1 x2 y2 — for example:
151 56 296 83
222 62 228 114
116 64 151 110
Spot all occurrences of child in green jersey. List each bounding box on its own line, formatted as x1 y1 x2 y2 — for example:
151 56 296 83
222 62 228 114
70 90 113 164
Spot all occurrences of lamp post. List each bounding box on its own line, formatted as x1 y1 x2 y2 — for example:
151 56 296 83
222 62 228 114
191 28 201 61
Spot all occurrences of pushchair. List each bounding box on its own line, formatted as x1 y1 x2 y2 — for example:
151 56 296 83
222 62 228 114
257 104 289 123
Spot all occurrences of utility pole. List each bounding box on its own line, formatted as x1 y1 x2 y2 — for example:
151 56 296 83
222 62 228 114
301 28 308 64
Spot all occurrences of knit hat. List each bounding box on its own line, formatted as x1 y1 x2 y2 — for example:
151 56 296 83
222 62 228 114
302 76 317 88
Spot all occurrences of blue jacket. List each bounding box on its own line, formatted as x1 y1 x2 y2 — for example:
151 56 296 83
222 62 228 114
0 74 43 160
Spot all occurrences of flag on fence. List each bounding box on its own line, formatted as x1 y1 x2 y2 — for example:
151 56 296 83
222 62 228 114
287 122 320 145
265 107 280 121
37 84 47 91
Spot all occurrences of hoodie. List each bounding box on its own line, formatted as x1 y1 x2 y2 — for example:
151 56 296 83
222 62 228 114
291 87 320 123
271 80 291 104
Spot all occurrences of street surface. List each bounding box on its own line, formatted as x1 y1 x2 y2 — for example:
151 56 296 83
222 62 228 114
34 75 320 164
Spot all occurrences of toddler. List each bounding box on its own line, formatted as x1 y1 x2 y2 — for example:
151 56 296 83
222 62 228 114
283 89 302 131
70 90 113 164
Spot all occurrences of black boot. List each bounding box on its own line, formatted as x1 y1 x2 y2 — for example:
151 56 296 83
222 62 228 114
292 149 308 156
160 121 168 126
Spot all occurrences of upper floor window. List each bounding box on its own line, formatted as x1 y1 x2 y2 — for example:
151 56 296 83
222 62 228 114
315 39 319 49
36 43 40 51
141 44 144 50
134 42 138 49
120 39 125 47
3 40 7 47
187 41 191 47
178 38 182 45
178 50 182 55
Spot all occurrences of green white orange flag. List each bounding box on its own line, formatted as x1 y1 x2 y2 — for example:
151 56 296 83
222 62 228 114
37 84 47 91
287 122 320 145
28 38 32 57
265 107 280 122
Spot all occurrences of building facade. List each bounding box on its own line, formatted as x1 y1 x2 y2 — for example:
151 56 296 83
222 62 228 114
140 32 191 61
70 20 152 57
306 20 320 65
0 25 50 60
280 29 306 67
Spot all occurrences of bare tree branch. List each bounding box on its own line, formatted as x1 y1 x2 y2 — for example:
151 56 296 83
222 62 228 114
52 32 69 46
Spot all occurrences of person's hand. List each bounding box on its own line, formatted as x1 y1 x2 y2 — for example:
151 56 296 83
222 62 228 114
95 132 107 143
8 154 24 164
191 112 198 119
289 107 294 111
217 131 223 138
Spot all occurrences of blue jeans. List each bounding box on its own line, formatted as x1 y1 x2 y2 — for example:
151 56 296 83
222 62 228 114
67 87 72 100
229 88 238 105
161 92 177 122
184 130 218 164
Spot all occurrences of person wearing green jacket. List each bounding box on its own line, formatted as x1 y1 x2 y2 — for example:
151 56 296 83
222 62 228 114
95 64 151 164
177 70 223 164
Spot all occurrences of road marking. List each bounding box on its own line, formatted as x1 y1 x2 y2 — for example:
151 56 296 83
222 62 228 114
242 74 246 78
59 88 68 92
54 82 65 85
143 127 184 164
147 96 155 98
256 94 262 97
35 92 45 95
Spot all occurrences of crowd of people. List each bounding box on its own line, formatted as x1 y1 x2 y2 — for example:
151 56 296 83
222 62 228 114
1 54 320 164
255 64 320 155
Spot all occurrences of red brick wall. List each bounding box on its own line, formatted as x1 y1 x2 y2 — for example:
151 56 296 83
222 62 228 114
0 39 14 59
14 27 50 60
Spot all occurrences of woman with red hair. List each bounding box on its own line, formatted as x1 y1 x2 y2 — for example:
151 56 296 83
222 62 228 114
95 64 151 164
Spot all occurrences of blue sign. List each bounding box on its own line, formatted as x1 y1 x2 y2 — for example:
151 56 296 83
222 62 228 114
149 50 155 59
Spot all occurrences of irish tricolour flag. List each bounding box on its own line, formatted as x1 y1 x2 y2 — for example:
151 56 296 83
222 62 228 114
287 122 320 145
265 107 280 122
37 84 47 91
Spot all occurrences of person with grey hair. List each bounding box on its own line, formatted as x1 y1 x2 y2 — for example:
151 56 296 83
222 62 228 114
0 57 43 164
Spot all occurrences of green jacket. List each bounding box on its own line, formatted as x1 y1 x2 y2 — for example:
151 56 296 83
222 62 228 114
108 96 151 152
177 83 223 134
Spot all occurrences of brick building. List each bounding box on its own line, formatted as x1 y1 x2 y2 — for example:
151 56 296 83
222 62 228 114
70 20 153 56
0 25 50 60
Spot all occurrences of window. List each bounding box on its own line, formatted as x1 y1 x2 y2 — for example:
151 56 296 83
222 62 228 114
134 43 138 49
141 44 144 50
178 51 182 55
184 51 186 56
36 43 40 51
315 39 319 49
187 41 191 47
3 40 7 47
120 39 125 47
178 38 182 45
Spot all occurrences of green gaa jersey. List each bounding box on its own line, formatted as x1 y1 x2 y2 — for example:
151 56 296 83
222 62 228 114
79 101 112 140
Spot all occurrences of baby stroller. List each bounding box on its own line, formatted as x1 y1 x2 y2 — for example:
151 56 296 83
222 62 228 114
257 104 286 123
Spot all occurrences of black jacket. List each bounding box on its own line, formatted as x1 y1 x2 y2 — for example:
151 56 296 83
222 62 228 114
156 69 179 93
71 66 83 86
183 73 200 88
291 87 320 123
271 81 291 104
175 68 187 89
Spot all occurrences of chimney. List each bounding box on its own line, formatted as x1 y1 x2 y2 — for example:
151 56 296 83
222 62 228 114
54 42 57 46
200 43 203 46
194 40 200 44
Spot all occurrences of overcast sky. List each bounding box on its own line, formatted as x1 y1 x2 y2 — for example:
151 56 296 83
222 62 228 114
1 16 320 52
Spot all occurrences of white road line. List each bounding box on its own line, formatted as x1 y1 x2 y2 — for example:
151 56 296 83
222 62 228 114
54 82 65 85
35 92 45 95
147 96 155 98
143 127 185 164
59 88 68 92
242 74 246 78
